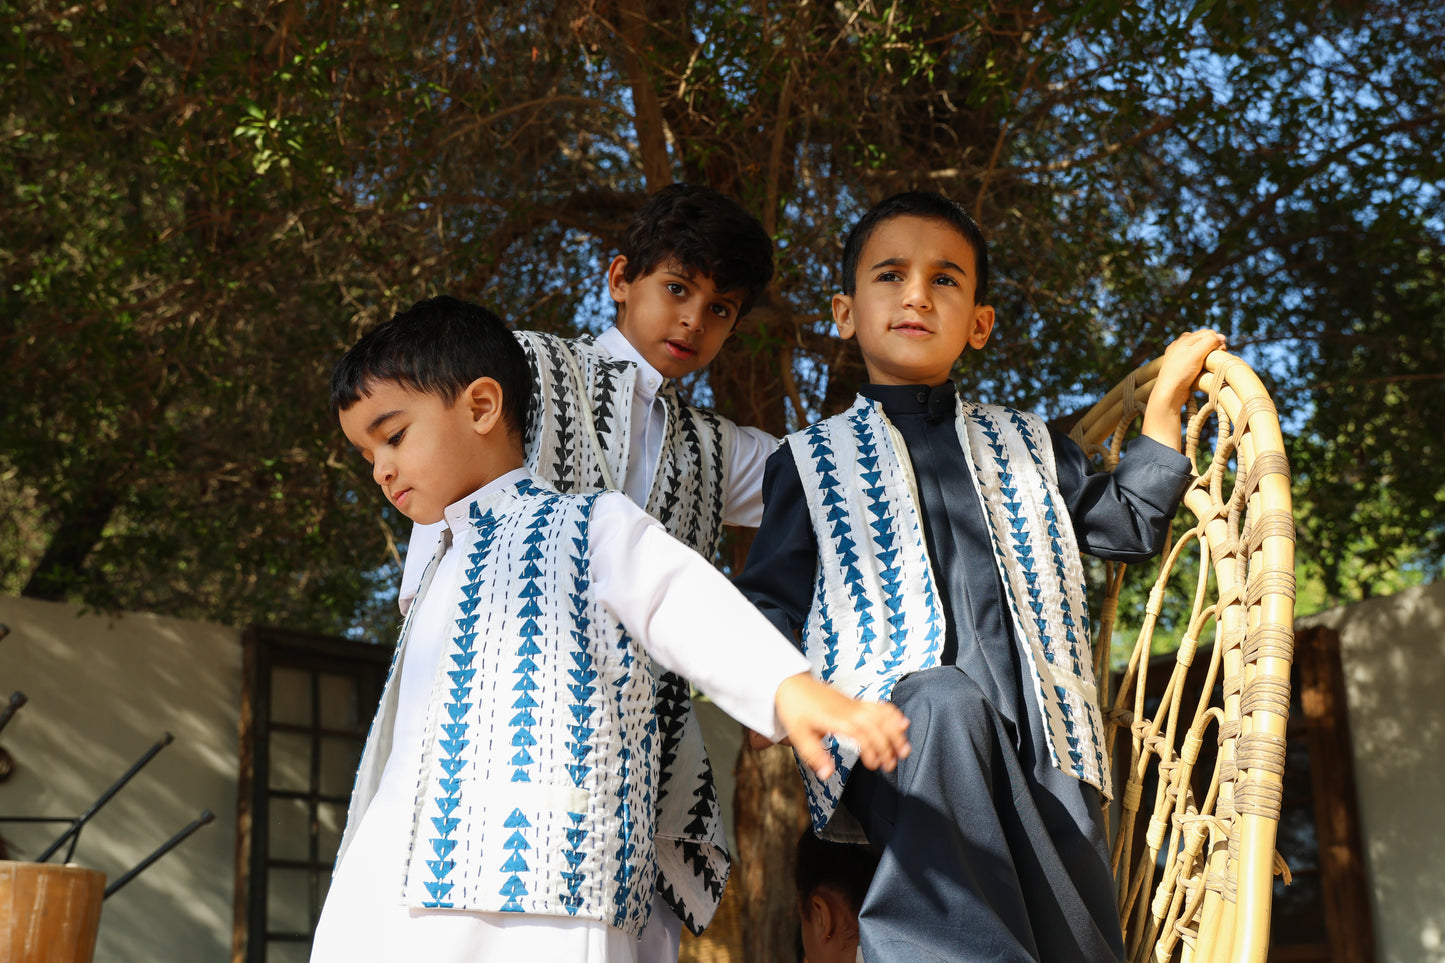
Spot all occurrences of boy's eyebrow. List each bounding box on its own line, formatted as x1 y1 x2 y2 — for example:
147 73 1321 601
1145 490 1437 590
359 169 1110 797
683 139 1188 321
869 256 970 277
364 409 404 435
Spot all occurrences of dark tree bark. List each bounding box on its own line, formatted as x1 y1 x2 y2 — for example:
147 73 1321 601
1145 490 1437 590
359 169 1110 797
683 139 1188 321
22 477 121 602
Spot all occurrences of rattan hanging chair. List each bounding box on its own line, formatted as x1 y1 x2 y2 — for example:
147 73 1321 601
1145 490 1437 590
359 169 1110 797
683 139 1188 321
1068 350 1296 963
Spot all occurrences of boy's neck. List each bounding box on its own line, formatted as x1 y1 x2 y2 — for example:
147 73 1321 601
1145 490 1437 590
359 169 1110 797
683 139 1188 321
459 446 528 501
599 326 666 385
478 449 527 485
861 380 958 396
440 459 529 520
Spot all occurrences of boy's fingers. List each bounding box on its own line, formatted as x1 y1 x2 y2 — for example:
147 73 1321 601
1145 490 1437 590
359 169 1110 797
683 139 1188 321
859 717 899 766
846 703 910 771
859 744 895 772
793 731 835 780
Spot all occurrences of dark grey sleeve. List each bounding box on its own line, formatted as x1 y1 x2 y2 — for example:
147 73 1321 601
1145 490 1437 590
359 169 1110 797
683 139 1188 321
1052 429 1193 562
730 445 818 649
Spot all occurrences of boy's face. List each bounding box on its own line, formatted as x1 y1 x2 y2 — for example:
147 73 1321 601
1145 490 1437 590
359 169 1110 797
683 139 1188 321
832 215 995 387
338 380 496 525
607 255 740 380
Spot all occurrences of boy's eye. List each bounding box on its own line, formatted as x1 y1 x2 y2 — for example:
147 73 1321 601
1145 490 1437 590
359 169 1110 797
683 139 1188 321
934 274 959 286
876 270 901 282
387 429 405 447
709 302 733 320
666 281 687 297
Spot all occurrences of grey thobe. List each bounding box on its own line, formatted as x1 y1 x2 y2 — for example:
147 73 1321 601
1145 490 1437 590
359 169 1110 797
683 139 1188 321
734 382 1193 962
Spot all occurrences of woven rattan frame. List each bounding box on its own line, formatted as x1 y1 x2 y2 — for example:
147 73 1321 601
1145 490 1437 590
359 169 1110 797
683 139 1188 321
1068 351 1295 963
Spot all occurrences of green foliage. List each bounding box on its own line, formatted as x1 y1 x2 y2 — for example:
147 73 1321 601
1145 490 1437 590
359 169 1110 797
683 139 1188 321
1 0 1441 635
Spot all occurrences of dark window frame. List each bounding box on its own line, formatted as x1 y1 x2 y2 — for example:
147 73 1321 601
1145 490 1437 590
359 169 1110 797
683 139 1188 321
1289 625 1375 963
231 626 390 963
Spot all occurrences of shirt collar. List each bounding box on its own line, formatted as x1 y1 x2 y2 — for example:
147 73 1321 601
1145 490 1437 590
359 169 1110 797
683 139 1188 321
596 325 667 402
860 381 959 423
441 467 533 535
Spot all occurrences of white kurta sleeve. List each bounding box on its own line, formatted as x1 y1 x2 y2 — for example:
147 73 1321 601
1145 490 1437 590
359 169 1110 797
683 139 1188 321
720 424 780 528
588 492 809 741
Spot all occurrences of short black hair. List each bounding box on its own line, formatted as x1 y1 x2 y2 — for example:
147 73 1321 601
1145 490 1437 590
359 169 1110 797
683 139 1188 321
794 830 880 916
329 295 532 441
840 190 989 302
618 183 775 319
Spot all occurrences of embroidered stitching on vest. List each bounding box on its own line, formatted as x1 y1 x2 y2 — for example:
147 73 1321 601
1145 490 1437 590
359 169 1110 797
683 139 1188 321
962 404 1106 789
514 332 732 932
789 397 1111 836
345 482 657 933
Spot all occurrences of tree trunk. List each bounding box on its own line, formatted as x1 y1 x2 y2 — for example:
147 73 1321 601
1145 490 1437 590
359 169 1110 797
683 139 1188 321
732 740 810 962
709 289 809 958
609 0 676 191
21 479 120 602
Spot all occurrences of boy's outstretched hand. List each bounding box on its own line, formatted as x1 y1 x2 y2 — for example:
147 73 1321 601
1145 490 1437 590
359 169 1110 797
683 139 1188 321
773 673 911 780
1142 328 1228 452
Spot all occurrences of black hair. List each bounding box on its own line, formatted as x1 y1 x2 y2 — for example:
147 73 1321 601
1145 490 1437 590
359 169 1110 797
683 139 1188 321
618 182 775 319
794 830 880 916
840 190 990 302
329 295 532 441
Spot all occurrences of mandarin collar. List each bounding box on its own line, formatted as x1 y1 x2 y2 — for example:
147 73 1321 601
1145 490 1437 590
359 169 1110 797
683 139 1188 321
596 325 667 401
441 467 533 535
860 381 959 423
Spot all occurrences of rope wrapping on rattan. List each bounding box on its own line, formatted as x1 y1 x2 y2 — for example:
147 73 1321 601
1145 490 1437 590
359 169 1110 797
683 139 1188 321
1075 350 1294 963
1245 570 1297 608
1235 732 1287 775
1243 624 1295 664
1239 678 1291 720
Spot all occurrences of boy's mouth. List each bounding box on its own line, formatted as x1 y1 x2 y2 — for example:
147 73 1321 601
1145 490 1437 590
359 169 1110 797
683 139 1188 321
664 339 698 359
891 320 933 336
391 487 411 509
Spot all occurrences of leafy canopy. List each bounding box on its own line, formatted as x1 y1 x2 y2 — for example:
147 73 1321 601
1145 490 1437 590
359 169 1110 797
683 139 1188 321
2 0 1440 635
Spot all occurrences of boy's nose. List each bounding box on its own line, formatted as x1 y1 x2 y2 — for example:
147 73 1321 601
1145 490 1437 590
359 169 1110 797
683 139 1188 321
903 280 933 310
373 460 395 486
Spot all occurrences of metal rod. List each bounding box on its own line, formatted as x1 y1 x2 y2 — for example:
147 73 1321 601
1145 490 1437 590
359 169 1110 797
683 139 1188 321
0 690 27 738
104 810 214 899
36 732 174 863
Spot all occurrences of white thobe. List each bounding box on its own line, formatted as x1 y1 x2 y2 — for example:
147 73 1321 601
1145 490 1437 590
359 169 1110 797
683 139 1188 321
391 327 776 963
311 469 810 963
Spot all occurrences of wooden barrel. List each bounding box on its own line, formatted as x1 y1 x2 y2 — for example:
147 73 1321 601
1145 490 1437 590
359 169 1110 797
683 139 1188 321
0 861 106 963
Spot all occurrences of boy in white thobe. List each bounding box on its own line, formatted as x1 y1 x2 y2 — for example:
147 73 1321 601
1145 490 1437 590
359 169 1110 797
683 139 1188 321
312 296 910 962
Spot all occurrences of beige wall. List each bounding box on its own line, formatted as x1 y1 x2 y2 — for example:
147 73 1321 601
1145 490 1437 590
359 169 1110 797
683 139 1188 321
0 596 240 963
1299 581 1445 963
0 595 751 963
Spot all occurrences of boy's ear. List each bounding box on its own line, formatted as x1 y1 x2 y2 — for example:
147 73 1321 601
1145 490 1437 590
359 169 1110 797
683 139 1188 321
969 303 996 349
831 293 856 341
606 255 631 304
464 377 505 435
805 892 836 940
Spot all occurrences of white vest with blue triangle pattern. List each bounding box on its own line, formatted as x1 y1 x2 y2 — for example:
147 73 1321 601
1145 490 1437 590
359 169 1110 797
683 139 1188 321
341 480 662 936
789 396 1109 838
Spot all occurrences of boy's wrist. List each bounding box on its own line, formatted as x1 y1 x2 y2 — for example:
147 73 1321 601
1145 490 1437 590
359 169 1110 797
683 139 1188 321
1140 403 1184 452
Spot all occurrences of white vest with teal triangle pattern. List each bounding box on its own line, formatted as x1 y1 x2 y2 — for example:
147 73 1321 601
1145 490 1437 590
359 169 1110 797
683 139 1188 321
789 396 1109 837
339 480 661 936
